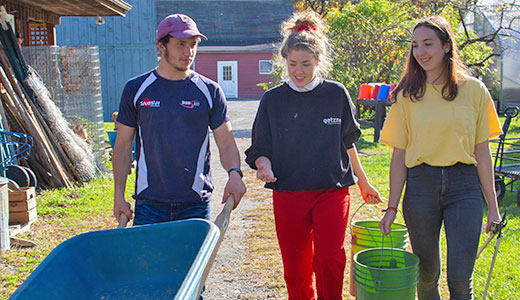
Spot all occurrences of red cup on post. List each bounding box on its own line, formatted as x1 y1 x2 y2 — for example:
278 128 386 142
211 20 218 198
371 85 381 100
388 84 397 100
358 84 373 99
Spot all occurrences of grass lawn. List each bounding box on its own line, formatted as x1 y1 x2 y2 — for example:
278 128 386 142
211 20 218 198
1 121 519 299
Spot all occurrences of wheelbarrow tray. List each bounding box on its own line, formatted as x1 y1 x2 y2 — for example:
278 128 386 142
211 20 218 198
9 219 220 300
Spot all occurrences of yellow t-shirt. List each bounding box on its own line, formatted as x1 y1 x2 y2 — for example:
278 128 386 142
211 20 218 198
380 76 502 168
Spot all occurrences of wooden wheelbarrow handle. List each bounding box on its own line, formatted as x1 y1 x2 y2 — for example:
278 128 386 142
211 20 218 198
117 213 130 228
117 200 132 228
197 195 235 295
214 195 234 231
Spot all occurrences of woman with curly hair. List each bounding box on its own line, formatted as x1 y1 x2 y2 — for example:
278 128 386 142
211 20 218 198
246 10 381 300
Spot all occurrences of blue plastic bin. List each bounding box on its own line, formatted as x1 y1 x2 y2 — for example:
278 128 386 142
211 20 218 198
9 219 220 300
107 130 136 161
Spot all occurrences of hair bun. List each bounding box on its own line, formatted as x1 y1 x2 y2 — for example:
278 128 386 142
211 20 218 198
282 10 324 37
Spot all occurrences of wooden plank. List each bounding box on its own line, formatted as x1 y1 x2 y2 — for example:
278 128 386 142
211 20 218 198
8 187 35 202
10 237 36 247
0 51 64 187
358 120 375 128
9 221 33 237
0 47 73 188
26 96 78 185
357 99 378 107
357 99 392 107
4 1 60 25
9 207 37 225
9 196 36 212
13 0 131 17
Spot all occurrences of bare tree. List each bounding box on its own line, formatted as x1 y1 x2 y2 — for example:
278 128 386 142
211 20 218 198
293 0 345 16
455 0 520 67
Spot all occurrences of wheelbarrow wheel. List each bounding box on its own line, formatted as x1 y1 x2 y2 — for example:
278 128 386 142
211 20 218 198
6 165 30 188
495 177 505 201
517 190 520 207
21 166 37 187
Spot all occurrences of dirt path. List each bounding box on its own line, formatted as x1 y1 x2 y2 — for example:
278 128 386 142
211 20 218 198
205 100 277 299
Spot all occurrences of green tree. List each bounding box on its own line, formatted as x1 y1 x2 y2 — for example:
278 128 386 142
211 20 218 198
264 0 506 97
326 0 497 97
326 0 413 96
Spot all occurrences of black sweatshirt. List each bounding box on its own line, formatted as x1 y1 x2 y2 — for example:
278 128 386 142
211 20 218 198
245 79 361 192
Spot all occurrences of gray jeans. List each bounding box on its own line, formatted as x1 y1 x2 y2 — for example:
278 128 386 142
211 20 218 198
403 163 483 300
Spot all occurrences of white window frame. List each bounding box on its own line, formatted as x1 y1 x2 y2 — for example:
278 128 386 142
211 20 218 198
259 60 273 75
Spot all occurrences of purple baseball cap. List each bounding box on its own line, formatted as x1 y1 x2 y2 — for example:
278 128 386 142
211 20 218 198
156 14 207 41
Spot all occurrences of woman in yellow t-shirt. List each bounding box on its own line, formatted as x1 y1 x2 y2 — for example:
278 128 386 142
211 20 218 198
378 15 502 300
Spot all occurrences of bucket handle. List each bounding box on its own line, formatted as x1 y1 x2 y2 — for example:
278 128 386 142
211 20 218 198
355 208 397 246
350 202 367 222
378 233 393 267
374 233 395 289
350 203 385 246
350 197 401 222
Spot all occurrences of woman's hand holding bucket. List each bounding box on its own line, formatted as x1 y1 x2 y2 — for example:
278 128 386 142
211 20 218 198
358 181 383 204
379 208 397 235
379 148 406 235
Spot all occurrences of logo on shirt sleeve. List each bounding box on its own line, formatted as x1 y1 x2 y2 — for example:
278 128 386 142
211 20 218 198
180 100 201 109
323 117 342 125
140 98 161 107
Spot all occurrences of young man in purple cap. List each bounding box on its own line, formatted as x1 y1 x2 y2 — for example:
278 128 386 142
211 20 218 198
112 13 246 227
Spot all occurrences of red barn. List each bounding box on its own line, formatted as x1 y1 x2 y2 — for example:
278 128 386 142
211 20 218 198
195 44 278 99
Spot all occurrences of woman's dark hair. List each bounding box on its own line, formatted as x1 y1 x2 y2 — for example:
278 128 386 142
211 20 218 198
390 15 468 103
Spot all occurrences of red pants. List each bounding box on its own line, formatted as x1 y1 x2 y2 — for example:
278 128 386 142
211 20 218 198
273 187 350 300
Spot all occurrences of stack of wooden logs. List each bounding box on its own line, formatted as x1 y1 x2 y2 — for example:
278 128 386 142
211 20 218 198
0 43 86 189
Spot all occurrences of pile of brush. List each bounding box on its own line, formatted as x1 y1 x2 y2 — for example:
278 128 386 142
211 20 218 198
0 14 95 189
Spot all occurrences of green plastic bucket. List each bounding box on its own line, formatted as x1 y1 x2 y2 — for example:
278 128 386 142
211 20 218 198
354 248 419 300
349 221 409 296
351 221 408 246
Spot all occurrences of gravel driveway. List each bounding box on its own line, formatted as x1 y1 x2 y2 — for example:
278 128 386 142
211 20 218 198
205 99 278 299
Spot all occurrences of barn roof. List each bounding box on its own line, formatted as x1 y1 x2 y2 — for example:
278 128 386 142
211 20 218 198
156 0 293 46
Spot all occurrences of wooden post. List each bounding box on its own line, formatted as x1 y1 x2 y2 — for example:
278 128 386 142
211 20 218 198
355 100 361 121
0 177 9 252
374 100 384 143
373 100 391 143
356 99 391 143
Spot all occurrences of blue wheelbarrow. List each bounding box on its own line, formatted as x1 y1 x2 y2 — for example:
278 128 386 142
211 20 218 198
9 196 235 300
